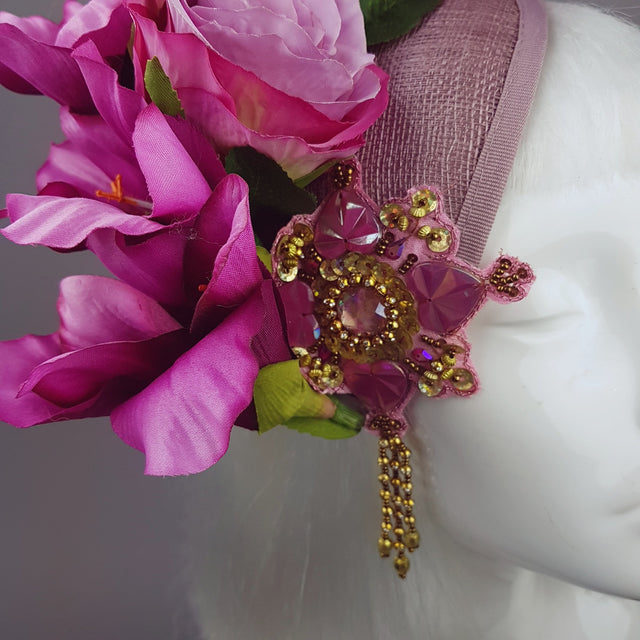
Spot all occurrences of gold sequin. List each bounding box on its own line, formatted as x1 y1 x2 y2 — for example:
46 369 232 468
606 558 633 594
426 227 452 253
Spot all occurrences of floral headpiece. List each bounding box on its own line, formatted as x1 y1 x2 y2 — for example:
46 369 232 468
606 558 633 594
0 0 545 578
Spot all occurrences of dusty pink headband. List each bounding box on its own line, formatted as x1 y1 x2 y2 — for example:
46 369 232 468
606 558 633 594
359 0 547 265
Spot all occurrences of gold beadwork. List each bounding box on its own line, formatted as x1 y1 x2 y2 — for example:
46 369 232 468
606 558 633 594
373 415 419 579
379 203 409 231
311 251 418 364
332 163 355 189
488 257 531 298
416 225 432 239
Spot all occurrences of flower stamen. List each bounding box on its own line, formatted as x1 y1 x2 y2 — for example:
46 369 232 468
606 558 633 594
95 175 153 213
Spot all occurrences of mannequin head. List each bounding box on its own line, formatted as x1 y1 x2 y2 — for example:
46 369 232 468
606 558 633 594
406 1 640 600
186 3 640 638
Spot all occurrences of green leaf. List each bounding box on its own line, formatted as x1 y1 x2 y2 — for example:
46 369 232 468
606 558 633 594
359 0 441 46
144 56 184 117
254 360 335 434
225 147 317 248
293 159 338 189
253 360 363 440
285 416 361 440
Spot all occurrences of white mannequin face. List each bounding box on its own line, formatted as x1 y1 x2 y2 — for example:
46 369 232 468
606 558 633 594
407 178 640 600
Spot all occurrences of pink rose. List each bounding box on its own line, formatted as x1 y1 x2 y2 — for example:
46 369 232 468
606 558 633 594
127 0 388 179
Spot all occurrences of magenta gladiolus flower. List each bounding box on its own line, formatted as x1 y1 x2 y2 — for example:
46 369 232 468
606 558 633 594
0 166 269 475
0 274 264 476
3 101 231 312
126 0 388 179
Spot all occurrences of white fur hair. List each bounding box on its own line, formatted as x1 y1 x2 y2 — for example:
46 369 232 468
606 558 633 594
182 4 640 639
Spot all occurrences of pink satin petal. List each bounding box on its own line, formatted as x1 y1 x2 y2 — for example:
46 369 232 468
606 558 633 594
188 176 262 335
0 23 93 111
166 116 227 188
55 107 148 198
132 105 212 222
0 11 60 44
2 194 164 249
57 275 182 350
56 0 127 51
21 330 187 409
72 39 147 146
130 13 235 110
36 141 114 199
37 129 146 202
111 291 263 476
86 229 189 310
251 279 291 368
0 334 64 427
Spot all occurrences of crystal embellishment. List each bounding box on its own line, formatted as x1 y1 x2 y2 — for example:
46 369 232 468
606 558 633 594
406 263 484 334
314 190 380 259
343 360 409 412
338 288 387 333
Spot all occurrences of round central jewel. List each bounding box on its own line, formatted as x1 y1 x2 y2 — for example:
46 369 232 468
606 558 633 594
338 287 386 333
312 252 419 364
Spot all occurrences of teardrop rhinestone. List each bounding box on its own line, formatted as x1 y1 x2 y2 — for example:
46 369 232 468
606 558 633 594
343 360 410 412
406 263 484 333
314 190 380 259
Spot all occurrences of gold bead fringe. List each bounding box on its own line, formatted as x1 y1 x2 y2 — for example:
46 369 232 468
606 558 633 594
373 415 420 579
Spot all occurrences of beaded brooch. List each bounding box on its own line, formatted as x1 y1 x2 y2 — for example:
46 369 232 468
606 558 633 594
271 162 534 577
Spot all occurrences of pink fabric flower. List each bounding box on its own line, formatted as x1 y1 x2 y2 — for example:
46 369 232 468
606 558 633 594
127 0 388 178
0 166 271 475
0 274 264 475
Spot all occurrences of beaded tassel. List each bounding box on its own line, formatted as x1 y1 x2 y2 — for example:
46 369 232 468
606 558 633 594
373 415 420 578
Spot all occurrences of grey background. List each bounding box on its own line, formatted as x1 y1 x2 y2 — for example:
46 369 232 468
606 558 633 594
0 1 639 639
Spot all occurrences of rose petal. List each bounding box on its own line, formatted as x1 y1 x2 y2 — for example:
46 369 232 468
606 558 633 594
111 290 263 476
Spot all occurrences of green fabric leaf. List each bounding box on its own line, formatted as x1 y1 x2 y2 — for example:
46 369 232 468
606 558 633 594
225 147 317 248
285 416 361 440
144 57 184 117
254 360 363 440
293 159 338 189
254 360 334 434
359 0 441 45
256 246 272 272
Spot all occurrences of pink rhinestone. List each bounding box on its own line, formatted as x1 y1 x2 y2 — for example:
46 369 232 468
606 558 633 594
343 360 409 412
338 288 386 333
314 190 380 259
406 263 484 333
